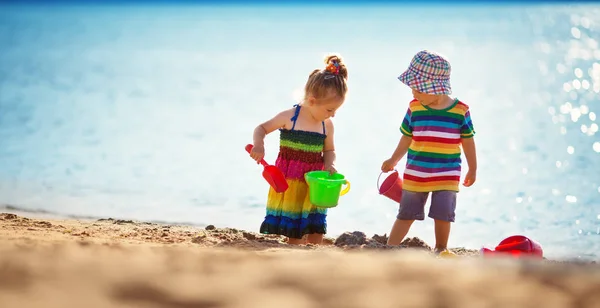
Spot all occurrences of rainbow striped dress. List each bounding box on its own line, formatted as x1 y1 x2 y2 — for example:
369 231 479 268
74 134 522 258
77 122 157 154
260 104 327 239
400 98 475 192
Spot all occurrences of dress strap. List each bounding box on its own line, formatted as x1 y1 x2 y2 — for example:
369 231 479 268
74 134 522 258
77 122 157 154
290 104 326 134
290 104 301 131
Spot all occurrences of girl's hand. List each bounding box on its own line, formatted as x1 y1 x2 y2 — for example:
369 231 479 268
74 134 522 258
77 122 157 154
324 165 338 175
463 169 476 187
250 144 265 163
381 158 398 173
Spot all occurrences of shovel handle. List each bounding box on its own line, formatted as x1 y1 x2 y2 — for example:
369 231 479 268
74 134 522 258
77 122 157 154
245 144 268 167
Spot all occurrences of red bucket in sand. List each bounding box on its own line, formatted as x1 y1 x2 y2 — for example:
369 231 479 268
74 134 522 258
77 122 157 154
377 170 403 203
481 235 543 259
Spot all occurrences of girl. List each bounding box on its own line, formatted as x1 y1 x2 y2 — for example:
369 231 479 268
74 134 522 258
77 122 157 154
249 54 349 245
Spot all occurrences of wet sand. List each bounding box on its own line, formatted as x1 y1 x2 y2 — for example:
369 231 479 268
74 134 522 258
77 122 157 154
1 211 600 308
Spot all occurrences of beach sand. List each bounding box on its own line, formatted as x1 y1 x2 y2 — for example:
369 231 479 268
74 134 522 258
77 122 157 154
1 211 599 308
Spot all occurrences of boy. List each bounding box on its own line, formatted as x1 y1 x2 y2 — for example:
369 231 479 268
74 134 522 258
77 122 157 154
381 50 478 256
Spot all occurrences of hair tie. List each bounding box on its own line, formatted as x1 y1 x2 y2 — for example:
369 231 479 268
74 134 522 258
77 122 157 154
325 60 340 76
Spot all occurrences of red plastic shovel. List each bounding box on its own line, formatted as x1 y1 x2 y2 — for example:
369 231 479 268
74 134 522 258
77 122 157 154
245 144 289 193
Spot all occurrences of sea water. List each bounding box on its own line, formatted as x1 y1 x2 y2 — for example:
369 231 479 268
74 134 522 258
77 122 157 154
0 3 599 260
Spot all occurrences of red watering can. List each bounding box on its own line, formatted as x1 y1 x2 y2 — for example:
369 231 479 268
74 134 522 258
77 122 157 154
245 144 289 193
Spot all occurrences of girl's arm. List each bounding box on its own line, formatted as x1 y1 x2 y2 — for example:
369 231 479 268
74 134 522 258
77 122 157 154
323 119 336 173
250 109 293 162
252 109 293 147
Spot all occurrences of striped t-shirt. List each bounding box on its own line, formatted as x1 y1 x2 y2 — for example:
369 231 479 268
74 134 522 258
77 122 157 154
400 98 475 192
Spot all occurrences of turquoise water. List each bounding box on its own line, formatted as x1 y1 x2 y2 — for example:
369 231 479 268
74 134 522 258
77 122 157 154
0 3 599 260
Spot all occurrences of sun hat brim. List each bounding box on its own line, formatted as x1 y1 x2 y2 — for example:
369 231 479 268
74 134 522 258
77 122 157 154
398 68 452 95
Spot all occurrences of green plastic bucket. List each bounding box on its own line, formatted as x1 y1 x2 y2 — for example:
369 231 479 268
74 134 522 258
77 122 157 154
304 171 351 208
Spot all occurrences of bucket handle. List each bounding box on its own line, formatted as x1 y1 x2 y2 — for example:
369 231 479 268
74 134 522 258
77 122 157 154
377 170 397 192
340 180 351 196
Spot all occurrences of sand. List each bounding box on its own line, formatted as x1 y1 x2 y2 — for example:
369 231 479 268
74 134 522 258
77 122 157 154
1 211 600 308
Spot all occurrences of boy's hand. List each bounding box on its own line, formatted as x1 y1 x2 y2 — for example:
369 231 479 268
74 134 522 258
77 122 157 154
463 169 476 187
381 158 398 173
324 165 338 175
249 144 265 163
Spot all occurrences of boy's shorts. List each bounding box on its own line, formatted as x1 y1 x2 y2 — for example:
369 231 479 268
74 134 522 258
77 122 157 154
396 189 457 222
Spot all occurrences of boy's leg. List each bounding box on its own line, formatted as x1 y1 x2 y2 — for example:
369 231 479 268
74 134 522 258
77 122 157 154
433 220 451 252
387 219 414 245
428 190 457 251
387 190 428 246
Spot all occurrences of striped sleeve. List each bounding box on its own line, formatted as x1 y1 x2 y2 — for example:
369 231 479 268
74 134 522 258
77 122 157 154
461 109 475 138
400 107 413 137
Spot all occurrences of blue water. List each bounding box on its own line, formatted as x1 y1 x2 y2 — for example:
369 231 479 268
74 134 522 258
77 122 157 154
0 3 599 260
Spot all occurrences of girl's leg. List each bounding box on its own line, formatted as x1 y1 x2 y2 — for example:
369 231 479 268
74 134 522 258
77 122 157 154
306 233 323 244
387 219 414 245
287 237 306 245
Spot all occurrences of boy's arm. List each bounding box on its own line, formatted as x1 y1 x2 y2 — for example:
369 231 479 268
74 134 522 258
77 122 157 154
392 107 414 163
460 108 477 186
461 137 477 171
389 135 413 164
460 108 477 171
382 106 413 172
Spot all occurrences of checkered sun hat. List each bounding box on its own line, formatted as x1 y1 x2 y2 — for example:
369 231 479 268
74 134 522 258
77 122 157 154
397 50 452 95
